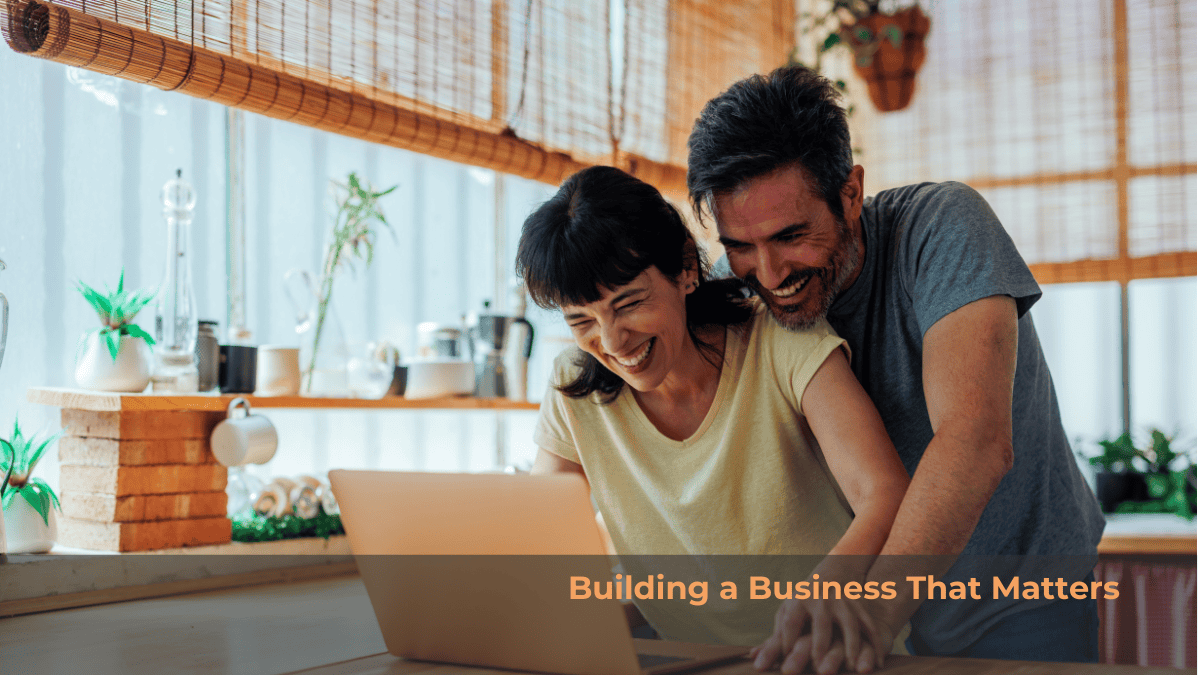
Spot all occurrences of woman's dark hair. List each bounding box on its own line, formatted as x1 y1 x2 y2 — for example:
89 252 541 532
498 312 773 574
516 166 752 403
686 64 853 222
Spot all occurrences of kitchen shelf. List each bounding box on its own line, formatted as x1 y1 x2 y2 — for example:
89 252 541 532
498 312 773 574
27 386 541 412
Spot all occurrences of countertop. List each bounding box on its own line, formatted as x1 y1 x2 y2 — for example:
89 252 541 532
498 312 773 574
0 575 1188 675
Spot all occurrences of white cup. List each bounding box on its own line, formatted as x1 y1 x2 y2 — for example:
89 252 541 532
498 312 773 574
256 345 301 396
210 398 278 467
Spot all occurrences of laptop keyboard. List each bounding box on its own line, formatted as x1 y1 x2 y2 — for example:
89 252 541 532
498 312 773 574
636 654 692 669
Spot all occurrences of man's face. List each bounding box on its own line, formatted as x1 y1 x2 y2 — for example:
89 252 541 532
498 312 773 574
713 165 864 331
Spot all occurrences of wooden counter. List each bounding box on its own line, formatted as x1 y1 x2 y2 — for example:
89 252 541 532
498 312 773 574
27 386 541 411
1097 514 1196 555
0 575 1187 675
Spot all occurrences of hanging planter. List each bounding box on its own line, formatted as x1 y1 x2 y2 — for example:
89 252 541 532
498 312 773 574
840 5 931 112
798 2 933 113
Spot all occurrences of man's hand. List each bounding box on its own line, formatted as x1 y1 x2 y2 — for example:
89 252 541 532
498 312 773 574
750 597 896 674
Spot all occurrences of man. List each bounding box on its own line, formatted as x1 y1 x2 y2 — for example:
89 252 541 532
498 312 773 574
687 65 1105 672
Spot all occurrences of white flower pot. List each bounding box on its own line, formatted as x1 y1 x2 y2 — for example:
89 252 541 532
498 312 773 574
3 495 57 554
75 331 152 392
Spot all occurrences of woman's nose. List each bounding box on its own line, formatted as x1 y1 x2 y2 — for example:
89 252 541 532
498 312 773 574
598 320 628 355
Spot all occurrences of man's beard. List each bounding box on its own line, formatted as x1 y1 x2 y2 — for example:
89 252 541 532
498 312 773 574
750 217 859 332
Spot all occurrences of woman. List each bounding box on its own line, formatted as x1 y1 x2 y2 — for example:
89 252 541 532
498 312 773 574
517 166 908 664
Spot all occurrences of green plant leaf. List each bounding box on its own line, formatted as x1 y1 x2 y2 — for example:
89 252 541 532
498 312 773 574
18 483 52 525
821 32 841 52
29 477 60 511
855 27 872 42
117 267 125 294
24 430 61 478
1146 473 1170 499
882 24 902 48
104 329 120 361
121 323 156 347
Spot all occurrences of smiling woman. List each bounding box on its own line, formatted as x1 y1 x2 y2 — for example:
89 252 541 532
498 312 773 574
515 166 911 659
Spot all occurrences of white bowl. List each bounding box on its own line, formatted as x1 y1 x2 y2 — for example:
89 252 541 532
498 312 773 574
404 359 476 399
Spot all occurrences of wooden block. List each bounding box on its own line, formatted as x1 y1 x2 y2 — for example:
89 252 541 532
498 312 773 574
60 465 227 496
57 516 232 552
61 492 228 522
58 436 216 466
61 409 225 440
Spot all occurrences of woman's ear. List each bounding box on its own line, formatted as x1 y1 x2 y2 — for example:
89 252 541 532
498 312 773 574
682 240 701 293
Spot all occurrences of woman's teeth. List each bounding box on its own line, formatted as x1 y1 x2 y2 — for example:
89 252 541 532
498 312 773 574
771 276 809 298
614 339 653 368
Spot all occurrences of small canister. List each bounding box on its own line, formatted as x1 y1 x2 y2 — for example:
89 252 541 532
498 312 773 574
196 320 220 392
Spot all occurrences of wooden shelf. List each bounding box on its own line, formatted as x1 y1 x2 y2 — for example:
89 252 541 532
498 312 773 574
27 387 541 412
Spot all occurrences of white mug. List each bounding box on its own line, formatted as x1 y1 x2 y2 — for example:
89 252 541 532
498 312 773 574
256 345 301 396
210 398 278 467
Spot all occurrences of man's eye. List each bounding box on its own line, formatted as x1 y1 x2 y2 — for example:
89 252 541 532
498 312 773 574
778 232 801 243
569 320 592 331
618 301 642 313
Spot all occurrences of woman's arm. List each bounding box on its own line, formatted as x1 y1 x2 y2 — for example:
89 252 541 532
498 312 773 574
531 447 587 479
753 348 910 674
800 347 910 560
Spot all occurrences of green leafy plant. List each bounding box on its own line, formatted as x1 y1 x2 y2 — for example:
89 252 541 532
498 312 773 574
793 1 907 71
1 417 62 526
307 172 397 382
1093 429 1196 519
1090 431 1139 473
76 268 156 361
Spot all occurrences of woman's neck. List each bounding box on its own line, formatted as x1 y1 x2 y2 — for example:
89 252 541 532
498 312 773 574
631 325 727 440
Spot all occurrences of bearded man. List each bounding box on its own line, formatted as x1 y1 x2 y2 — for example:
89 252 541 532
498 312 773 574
688 65 1104 672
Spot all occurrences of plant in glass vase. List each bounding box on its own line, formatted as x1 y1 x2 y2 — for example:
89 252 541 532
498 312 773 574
2 417 62 554
288 173 396 396
74 269 158 392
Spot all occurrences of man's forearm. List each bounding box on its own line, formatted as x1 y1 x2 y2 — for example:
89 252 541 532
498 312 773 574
864 431 1012 629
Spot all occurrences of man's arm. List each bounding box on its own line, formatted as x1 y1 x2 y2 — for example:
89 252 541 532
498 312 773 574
865 294 1018 632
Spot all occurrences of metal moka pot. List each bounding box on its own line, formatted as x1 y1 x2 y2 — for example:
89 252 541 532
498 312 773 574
466 301 513 398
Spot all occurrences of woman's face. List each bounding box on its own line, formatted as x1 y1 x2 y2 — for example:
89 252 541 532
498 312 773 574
561 266 697 393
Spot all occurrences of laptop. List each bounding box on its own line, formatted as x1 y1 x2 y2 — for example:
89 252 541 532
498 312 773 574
328 469 749 675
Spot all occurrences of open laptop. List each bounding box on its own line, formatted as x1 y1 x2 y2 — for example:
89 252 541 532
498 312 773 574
328 469 748 675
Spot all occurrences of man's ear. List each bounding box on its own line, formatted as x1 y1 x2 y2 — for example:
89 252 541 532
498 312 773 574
842 165 866 223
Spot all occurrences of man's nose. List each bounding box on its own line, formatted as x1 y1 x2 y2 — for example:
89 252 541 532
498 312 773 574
755 246 788 290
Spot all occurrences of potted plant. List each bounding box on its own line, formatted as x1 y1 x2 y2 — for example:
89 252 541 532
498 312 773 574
1089 432 1143 512
1 417 61 554
1114 430 1197 520
796 0 932 112
74 269 157 392
286 172 396 397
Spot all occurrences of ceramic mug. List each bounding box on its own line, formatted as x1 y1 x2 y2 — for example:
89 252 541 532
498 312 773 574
210 398 278 467
256 346 301 397
219 345 258 394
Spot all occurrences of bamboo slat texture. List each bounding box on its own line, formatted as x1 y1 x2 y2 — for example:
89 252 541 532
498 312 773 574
0 0 756 196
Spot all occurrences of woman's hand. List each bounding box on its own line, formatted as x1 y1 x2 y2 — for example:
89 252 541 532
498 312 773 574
750 596 896 674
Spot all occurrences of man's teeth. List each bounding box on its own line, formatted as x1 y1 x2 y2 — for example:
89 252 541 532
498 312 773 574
771 277 808 298
614 340 652 367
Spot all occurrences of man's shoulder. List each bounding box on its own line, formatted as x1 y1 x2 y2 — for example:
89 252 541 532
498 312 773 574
867 181 992 223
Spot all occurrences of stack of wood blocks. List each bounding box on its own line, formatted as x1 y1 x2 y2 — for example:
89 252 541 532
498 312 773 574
57 408 232 551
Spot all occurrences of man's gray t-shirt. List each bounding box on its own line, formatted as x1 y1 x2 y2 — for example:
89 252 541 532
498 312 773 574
821 181 1105 652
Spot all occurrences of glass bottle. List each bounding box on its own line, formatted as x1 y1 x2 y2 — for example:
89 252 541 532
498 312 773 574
152 169 199 393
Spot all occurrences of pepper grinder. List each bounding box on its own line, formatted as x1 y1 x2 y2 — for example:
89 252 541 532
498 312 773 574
152 169 199 392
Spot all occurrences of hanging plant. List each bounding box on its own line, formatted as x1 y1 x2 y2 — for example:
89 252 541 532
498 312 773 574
796 1 932 112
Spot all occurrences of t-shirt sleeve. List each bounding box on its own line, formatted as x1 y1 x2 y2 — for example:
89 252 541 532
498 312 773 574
894 182 1042 336
759 312 848 412
532 350 583 463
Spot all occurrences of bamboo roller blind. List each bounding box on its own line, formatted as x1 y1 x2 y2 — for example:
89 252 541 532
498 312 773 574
847 0 1195 283
0 0 792 197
